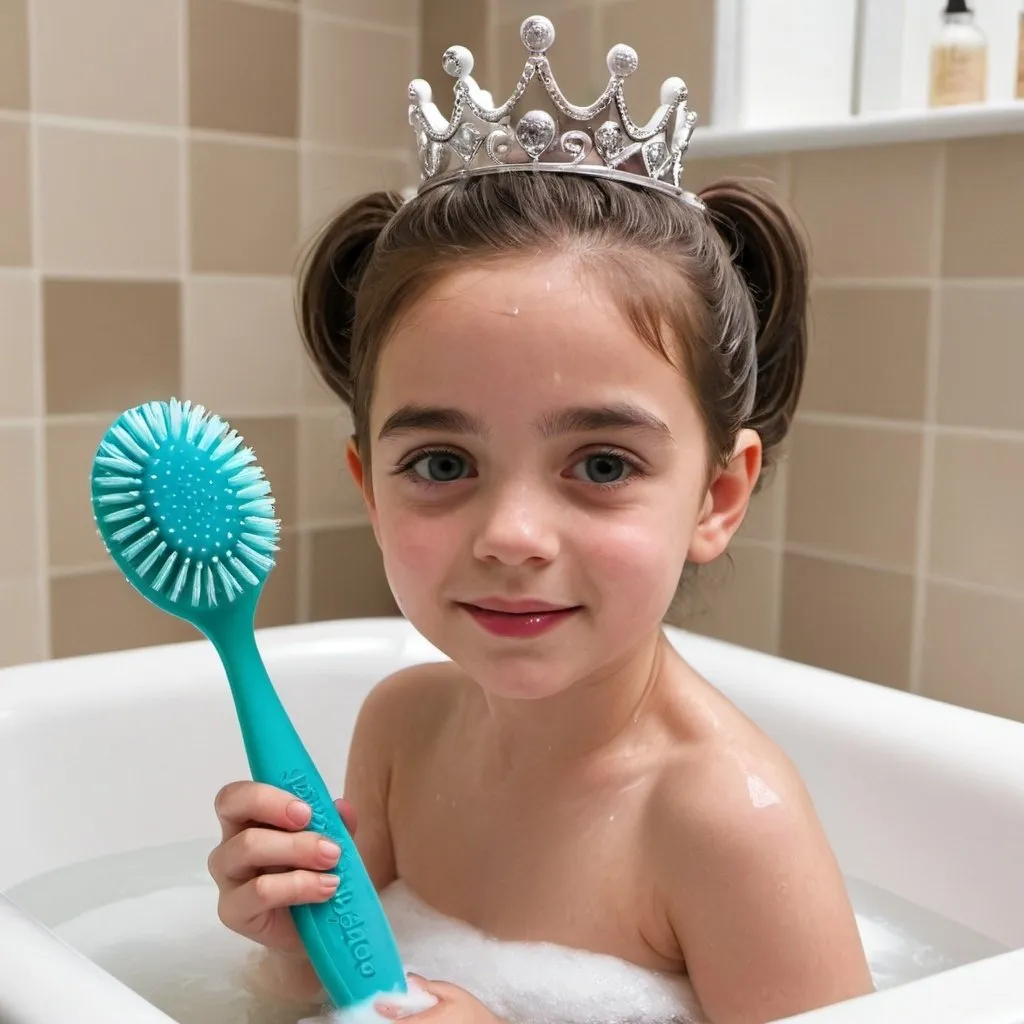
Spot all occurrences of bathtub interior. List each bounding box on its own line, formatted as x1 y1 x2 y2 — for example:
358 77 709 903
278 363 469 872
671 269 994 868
1 616 1023 1024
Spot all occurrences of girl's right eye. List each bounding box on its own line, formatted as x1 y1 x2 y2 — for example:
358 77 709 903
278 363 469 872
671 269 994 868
397 449 473 484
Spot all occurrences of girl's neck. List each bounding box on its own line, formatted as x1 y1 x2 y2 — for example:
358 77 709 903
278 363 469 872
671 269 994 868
474 629 672 771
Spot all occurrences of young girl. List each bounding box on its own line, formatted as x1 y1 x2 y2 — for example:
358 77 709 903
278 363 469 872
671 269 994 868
207 17 874 1024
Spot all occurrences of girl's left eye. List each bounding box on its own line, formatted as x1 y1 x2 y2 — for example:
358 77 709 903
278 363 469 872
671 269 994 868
569 452 638 486
407 451 471 483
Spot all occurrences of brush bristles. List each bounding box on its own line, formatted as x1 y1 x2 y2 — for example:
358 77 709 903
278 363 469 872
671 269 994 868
93 399 280 611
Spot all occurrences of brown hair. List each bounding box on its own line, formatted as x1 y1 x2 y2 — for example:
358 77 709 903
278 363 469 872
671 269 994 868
297 172 808 488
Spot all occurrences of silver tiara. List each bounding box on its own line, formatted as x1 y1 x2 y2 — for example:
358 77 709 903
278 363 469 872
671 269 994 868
407 15 702 208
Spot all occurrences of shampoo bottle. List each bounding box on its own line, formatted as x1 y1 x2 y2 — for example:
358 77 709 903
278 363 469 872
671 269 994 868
929 0 987 108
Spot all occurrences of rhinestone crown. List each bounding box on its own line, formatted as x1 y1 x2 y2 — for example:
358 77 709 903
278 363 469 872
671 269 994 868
408 15 702 207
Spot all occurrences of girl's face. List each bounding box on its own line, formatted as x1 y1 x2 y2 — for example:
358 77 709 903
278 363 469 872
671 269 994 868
349 256 759 699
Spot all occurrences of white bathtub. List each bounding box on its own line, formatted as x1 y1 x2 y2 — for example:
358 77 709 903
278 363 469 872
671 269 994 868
0 617 1022 1024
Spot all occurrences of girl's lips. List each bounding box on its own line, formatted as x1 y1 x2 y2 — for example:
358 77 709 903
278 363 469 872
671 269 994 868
465 596 574 614
458 602 581 638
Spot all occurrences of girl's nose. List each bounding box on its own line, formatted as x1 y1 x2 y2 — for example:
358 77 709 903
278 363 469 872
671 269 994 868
471 481 561 566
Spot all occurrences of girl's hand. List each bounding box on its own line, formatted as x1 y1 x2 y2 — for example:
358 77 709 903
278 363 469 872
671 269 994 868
375 977 505 1023
207 780 358 955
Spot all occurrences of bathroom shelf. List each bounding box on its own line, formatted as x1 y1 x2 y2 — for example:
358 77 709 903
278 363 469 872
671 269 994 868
689 101 1024 160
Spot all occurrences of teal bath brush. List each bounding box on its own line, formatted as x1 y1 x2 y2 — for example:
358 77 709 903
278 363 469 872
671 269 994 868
90 398 407 1010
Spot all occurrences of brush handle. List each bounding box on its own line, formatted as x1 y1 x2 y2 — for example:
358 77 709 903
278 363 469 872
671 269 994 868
210 620 407 1008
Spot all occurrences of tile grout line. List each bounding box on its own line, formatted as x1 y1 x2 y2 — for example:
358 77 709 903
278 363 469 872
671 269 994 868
178 0 191 392
907 145 946 695
296 530 312 624
8 256 1024 290
7 407 1024 438
796 411 1024 445
926 573 1024 604
0 269 299 286
784 541 916 578
295 0 311 625
771 147 795 659
0 109 409 161
50 521 370 580
49 542 1022 601
771 457 793 657
25 0 51 661
210 0 417 37
809 275 1024 290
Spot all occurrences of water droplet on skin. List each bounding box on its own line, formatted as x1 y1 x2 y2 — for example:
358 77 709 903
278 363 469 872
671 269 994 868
747 775 781 809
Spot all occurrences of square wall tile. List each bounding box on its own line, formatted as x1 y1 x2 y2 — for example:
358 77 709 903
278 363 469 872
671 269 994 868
302 357 343 410
0 121 31 266
50 569 196 658
943 135 1024 278
791 144 941 279
929 436 1024 593
804 286 930 420
45 420 109 570
0 576 46 666
0 427 40 574
0 274 38 417
306 0 417 27
785 422 922 570
226 416 299 528
37 127 180 275
303 18 415 149
681 155 791 198
299 412 367 526
184 277 302 413
33 0 180 124
675 543 780 654
780 553 914 690
301 151 412 233
937 285 1024 432
190 141 299 274
308 525 398 620
497 6 595 99
0 0 30 110
44 279 181 415
190 0 298 138
256 528 299 629
921 582 1024 723
601 0 715 125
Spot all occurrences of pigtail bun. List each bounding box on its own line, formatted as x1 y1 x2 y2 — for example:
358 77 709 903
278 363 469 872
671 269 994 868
699 179 809 465
297 190 404 407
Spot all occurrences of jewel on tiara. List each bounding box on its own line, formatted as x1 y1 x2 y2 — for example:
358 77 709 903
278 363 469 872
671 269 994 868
407 14 703 208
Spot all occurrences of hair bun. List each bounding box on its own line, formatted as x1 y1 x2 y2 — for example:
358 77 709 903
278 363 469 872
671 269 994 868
700 179 809 466
297 190 403 407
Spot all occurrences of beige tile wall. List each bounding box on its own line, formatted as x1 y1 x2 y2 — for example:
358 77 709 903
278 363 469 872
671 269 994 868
0 0 416 666
681 135 1024 723
1 0 1021 728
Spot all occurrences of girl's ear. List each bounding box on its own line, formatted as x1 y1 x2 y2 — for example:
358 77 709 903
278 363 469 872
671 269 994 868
346 437 380 539
687 429 761 564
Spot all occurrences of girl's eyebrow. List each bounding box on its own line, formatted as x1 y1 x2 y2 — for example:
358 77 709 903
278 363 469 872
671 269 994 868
377 401 673 443
378 405 484 440
538 403 674 442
